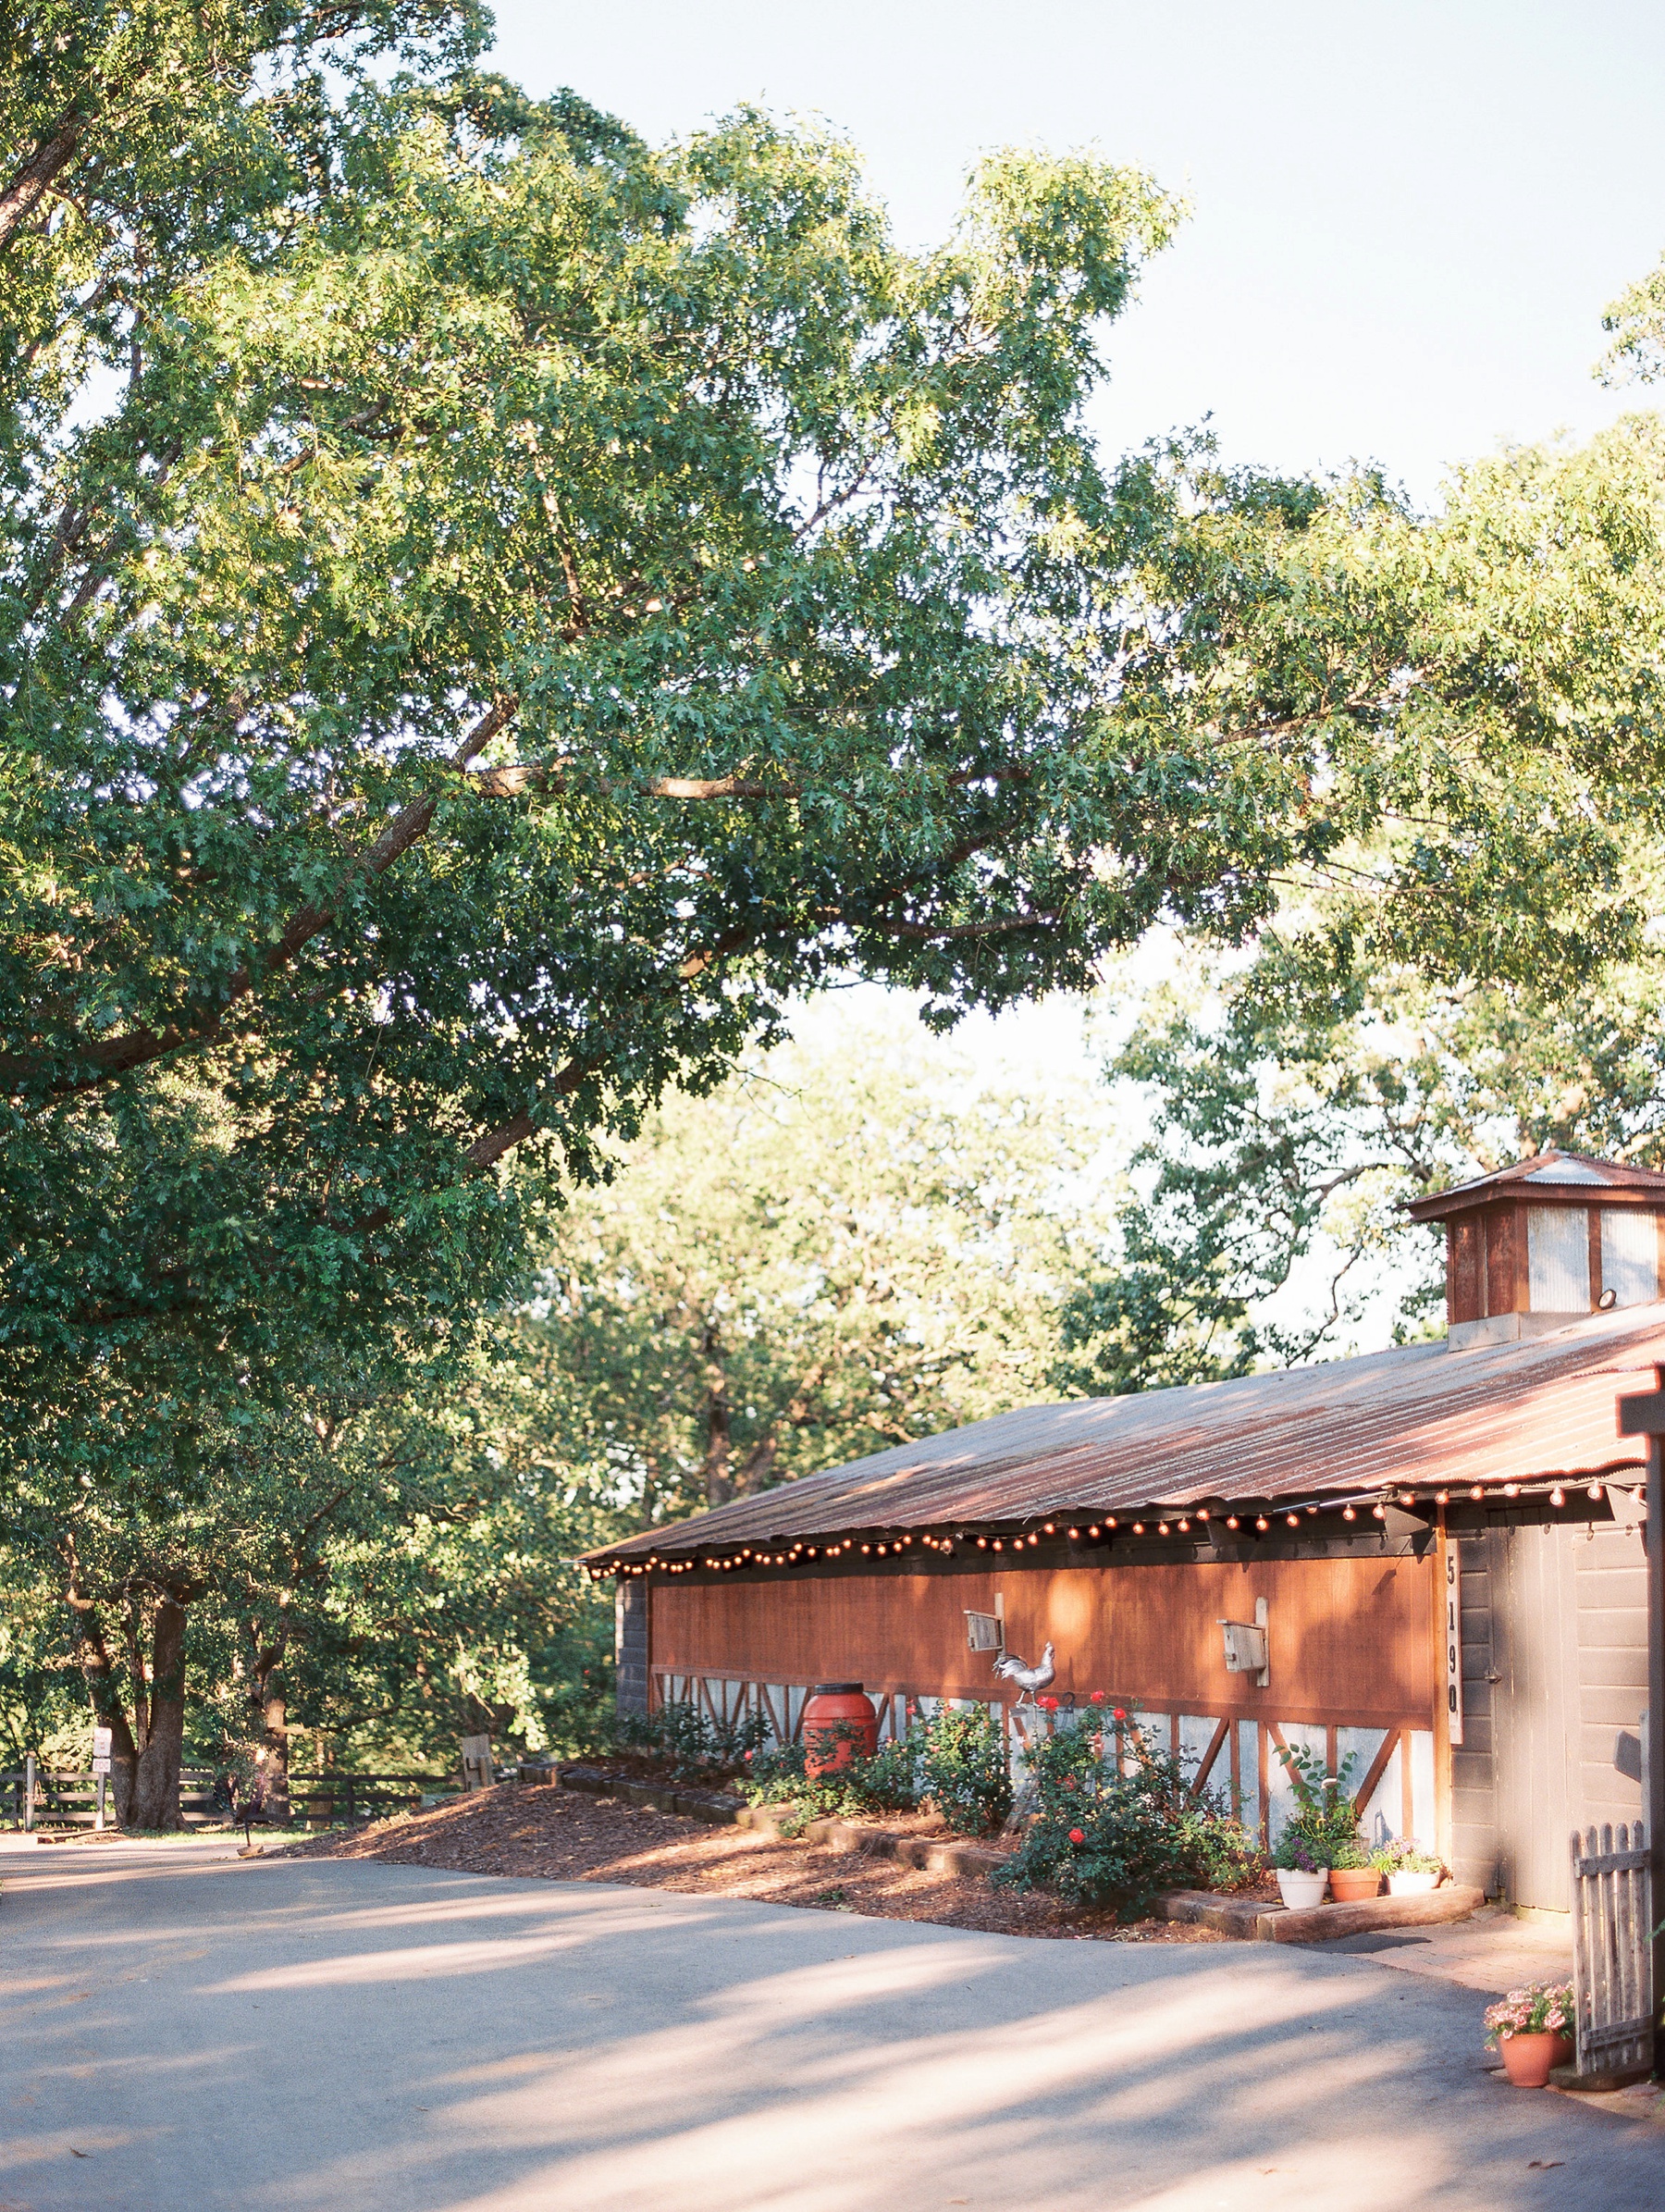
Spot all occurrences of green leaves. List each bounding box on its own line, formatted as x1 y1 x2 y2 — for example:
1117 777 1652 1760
510 1026 1116 1519
1058 926 1665 1393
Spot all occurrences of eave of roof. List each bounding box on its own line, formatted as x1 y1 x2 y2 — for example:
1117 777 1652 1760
1405 1148 1665 1221
584 1303 1665 1569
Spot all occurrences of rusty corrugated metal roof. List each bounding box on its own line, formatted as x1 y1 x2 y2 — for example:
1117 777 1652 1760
586 1304 1665 1563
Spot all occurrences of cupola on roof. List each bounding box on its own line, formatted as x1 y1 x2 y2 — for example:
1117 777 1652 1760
1406 1149 1665 1350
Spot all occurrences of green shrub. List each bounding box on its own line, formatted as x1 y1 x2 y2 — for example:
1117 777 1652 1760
993 1719 1263 1918
918 1704 1012 1836
610 1697 771 1780
740 1701 1009 1836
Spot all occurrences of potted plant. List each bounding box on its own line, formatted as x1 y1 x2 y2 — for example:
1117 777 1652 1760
1326 1837 1382 1904
1272 1743 1365 1906
1484 1983 1574 2088
1371 1838 1445 1896
1271 1834 1328 1909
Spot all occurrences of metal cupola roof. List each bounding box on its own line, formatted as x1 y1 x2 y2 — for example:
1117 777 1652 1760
1405 1149 1665 1224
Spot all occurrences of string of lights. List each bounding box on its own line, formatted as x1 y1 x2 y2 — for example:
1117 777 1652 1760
586 1476 1632 1579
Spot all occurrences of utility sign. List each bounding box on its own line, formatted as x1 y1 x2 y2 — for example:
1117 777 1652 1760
1445 1542 1464 1748
91 1725 113 1776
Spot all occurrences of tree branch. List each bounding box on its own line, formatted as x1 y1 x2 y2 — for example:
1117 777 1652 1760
6 697 516 1097
0 119 82 255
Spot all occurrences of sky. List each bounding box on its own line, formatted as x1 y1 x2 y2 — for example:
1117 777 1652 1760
485 0 1665 507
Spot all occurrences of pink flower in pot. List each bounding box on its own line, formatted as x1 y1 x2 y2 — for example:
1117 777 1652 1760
1484 1983 1575 2087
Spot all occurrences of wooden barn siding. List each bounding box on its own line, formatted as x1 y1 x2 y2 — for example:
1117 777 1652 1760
1453 1524 1646 1911
614 1579 649 1715
1452 1530 1499 1896
1573 1525 1647 1833
649 1553 1435 1728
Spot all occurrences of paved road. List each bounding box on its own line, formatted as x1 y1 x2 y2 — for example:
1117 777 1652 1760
1 1836 1659 2211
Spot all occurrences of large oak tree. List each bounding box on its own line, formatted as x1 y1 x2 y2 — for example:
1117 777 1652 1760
10 5 1665 1819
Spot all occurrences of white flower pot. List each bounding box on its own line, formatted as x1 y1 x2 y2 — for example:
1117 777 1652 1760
1386 1870 1440 1896
1276 1868 1328 1909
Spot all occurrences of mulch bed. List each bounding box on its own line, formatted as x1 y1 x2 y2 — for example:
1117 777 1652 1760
277 1780 1227 1945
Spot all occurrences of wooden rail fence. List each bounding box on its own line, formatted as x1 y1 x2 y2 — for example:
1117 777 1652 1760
287 1773 450 1828
2 1763 221 1831
3 1763 455 1832
1570 1822 1654 2082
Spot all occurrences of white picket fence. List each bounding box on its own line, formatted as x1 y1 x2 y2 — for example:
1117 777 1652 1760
1570 1822 1654 2081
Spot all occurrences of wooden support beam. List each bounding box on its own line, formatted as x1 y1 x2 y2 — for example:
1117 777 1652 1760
1352 1728 1402 1823
1190 1717 1230 1800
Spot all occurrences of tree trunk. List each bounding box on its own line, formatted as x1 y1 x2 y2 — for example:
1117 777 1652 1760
703 1333 732 1506
68 1593 141 1824
128 1598 187 1831
242 1613 293 1825
260 1687 291 1826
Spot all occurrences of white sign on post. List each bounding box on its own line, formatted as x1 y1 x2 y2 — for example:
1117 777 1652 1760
91 1725 113 1776
1444 1542 1464 1748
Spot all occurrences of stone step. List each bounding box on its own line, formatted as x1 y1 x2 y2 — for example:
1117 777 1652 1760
1156 1883 1486 1942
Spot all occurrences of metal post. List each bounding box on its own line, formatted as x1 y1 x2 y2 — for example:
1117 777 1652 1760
95 1774 105 1833
23 1751 34 1833
1648 1430 1665 2079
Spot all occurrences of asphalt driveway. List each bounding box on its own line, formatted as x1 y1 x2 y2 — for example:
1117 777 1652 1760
1 1835 1659 2211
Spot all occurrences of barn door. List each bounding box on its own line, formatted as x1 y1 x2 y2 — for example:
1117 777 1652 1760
1491 1525 1580 1911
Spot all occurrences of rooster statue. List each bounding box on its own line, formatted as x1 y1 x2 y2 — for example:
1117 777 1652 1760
993 1640 1055 1704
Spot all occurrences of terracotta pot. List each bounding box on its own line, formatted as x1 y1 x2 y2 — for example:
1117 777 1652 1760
801 1684 879 1777
1276 1868 1328 1909
1387 1870 1441 1896
1328 1868 1382 1903
1498 2032 1574 2088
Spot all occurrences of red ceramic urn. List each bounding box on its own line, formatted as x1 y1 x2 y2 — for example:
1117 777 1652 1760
802 1683 879 1776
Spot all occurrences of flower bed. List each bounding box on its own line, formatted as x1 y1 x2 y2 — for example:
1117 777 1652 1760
993 1714 1263 1920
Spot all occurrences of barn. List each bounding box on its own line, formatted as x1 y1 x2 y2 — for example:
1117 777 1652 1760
586 1150 1665 1912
